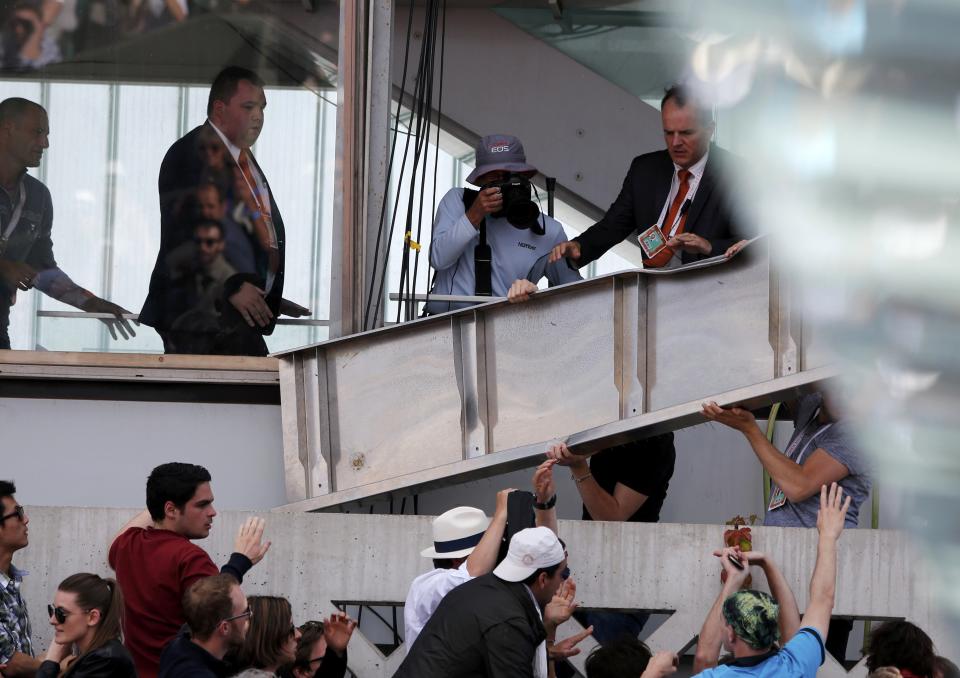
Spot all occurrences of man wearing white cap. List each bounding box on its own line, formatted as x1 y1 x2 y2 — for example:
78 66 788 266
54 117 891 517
424 134 581 315
404 463 558 654
395 526 574 678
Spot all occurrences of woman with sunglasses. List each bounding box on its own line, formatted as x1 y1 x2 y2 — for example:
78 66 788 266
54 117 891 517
233 597 355 678
38 573 135 678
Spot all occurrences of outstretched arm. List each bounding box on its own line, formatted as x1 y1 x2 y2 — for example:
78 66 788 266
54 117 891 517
465 489 512 577
701 403 850 503
800 483 851 640
533 460 558 534
546 442 648 522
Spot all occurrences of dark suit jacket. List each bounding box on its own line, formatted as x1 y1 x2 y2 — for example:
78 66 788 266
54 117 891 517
574 145 746 267
140 122 286 336
395 573 545 678
37 639 136 678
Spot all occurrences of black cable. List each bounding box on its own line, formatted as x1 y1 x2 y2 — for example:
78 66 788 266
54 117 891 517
362 0 417 330
420 0 447 315
381 0 436 325
394 0 441 323
408 0 443 317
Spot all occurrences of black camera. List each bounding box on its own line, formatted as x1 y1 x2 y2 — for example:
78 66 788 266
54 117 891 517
482 173 543 234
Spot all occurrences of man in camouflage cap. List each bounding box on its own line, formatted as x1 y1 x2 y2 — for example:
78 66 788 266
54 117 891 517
692 483 852 678
722 590 781 652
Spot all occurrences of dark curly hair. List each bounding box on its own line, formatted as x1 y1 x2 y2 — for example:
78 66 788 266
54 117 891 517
865 620 936 678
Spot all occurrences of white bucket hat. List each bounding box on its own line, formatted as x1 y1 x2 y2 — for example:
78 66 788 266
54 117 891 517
493 526 565 583
420 506 491 559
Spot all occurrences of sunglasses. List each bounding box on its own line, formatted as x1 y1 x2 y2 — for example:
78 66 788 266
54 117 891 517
48 604 73 624
223 608 253 624
194 237 222 246
0 505 25 524
561 567 571 581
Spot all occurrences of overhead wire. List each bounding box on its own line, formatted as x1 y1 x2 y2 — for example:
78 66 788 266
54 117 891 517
362 0 418 331
418 0 447 314
394 0 443 323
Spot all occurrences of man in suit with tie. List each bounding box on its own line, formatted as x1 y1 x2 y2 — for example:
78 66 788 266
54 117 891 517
549 84 745 270
141 66 309 356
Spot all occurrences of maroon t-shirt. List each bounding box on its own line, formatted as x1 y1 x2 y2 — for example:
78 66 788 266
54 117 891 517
108 527 218 678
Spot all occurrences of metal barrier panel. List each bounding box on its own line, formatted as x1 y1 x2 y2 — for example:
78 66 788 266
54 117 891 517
646 245 776 409
278 241 828 508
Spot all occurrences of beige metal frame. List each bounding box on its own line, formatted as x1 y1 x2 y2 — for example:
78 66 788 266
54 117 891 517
277 240 834 510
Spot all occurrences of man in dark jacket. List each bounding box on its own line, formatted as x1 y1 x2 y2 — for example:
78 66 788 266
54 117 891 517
548 84 746 270
394 526 570 678
140 66 309 356
158 575 249 678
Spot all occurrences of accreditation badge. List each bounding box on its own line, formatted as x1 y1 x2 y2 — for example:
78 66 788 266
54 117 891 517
767 485 787 511
637 223 668 258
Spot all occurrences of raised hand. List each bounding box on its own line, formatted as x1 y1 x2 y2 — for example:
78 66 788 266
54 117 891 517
544 577 578 629
532 460 556 505
233 516 271 565
323 611 357 655
816 482 851 541
548 625 593 660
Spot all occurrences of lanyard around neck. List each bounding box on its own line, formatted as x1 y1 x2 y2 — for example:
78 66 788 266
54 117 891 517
1 179 28 243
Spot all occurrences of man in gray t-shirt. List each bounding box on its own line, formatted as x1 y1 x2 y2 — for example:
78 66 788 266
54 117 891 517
701 391 871 528
701 390 870 662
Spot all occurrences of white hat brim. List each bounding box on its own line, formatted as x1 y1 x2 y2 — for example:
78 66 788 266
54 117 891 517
493 559 536 583
420 544 478 560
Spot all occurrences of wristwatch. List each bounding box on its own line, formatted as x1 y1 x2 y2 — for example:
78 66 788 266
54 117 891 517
534 494 557 510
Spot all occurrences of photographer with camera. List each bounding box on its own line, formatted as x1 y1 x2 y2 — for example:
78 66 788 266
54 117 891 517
424 134 581 315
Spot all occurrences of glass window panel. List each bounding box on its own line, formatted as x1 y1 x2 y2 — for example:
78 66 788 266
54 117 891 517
1 0 339 356
35 83 111 352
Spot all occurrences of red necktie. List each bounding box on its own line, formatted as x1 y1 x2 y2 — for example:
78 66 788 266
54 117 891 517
646 169 691 269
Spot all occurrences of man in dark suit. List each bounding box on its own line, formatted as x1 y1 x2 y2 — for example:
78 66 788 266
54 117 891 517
140 66 309 356
395 527 576 678
549 84 745 270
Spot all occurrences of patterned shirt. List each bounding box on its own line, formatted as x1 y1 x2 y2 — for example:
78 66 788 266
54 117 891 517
0 563 34 664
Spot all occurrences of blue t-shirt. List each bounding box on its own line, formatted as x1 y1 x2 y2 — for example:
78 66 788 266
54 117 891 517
764 393 871 528
695 627 825 678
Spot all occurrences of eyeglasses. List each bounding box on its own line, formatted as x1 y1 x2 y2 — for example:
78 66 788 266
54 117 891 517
223 608 253 624
0 505 25 524
48 604 73 624
194 237 221 246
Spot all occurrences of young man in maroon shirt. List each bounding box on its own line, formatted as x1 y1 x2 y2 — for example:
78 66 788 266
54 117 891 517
109 462 270 678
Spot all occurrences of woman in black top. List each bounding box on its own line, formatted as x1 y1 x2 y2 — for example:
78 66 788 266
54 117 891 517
37 573 136 677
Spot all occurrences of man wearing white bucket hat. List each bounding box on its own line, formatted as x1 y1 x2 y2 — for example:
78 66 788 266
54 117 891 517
404 462 558 653
396 526 576 678
403 492 507 653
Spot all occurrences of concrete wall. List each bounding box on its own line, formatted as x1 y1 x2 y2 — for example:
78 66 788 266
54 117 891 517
15 507 952 678
0 398 285 510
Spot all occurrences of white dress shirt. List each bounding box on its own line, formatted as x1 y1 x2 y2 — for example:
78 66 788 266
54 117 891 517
648 150 710 269
403 562 473 653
